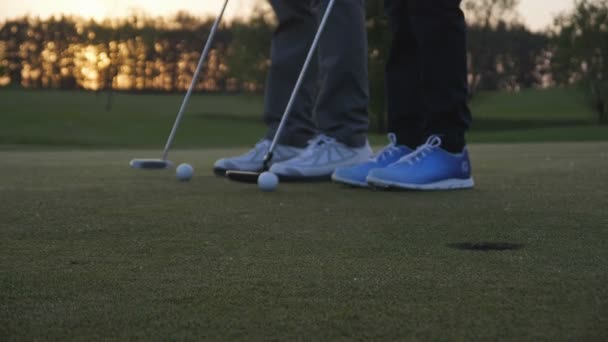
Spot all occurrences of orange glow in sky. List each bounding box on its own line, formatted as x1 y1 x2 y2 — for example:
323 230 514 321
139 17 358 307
1 0 575 31
0 0 261 22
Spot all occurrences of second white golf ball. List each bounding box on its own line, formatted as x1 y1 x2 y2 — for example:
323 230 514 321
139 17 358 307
258 172 279 192
176 163 194 181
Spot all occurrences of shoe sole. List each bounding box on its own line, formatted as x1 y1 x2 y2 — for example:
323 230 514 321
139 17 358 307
367 176 475 191
331 174 369 188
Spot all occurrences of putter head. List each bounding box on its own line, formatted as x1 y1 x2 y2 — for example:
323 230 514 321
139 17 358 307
225 170 262 183
225 152 273 183
130 159 173 170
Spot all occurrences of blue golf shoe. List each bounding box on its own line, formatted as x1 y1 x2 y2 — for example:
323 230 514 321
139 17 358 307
332 133 413 187
366 136 474 190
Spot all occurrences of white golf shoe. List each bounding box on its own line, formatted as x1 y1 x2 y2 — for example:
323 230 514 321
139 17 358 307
214 140 304 175
269 134 373 180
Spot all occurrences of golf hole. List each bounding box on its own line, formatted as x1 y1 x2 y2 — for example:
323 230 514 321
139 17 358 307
446 242 524 252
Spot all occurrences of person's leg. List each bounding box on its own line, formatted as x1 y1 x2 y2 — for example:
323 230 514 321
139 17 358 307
214 0 318 175
264 0 319 147
331 0 422 187
366 0 474 190
408 0 472 152
314 0 369 148
385 0 426 149
268 0 373 180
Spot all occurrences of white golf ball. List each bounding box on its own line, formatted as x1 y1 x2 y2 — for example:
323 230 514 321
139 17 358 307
258 172 279 192
176 163 194 182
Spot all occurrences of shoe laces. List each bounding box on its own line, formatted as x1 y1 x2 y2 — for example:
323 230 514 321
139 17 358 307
241 139 270 158
398 135 442 165
299 134 337 157
255 139 271 149
372 133 402 162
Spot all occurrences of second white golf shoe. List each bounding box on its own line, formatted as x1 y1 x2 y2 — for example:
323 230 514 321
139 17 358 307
269 135 373 180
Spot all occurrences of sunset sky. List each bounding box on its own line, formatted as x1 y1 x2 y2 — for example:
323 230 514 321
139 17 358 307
0 0 575 31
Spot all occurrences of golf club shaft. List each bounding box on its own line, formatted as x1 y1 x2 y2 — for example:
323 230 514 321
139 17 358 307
264 0 337 168
162 0 229 160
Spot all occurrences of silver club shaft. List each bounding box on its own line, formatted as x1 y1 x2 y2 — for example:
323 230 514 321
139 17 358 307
162 0 230 160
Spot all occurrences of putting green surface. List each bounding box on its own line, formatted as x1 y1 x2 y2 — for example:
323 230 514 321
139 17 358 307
1 143 607 340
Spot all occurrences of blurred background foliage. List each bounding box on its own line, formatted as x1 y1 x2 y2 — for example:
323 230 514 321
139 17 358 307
0 0 607 129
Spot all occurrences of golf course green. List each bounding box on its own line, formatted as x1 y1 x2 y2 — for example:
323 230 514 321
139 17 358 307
1 88 607 340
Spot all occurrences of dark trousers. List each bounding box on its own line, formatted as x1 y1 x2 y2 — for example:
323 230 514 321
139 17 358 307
385 0 472 151
264 0 369 148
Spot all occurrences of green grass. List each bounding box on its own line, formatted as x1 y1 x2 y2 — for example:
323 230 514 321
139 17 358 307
471 87 592 121
0 89 266 148
1 87 607 339
1 144 607 340
1 87 607 149
467 88 608 143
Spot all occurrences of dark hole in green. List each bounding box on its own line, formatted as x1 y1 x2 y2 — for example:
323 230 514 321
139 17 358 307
447 242 524 251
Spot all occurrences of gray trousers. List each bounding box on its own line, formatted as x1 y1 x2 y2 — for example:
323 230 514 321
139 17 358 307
264 0 369 148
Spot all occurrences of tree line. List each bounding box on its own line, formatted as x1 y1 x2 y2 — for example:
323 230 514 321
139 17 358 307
0 0 606 126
